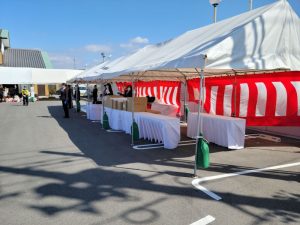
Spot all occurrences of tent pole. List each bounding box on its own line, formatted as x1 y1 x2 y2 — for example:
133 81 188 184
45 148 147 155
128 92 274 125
234 71 237 117
101 78 105 127
131 74 136 146
183 81 187 122
86 83 89 102
175 69 188 122
194 56 207 177
193 69 202 177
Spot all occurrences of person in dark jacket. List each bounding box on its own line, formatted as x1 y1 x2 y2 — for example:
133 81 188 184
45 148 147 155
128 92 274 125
103 83 113 96
67 85 73 109
74 84 81 112
118 85 132 97
74 84 80 101
0 85 3 103
60 83 70 118
92 85 98 104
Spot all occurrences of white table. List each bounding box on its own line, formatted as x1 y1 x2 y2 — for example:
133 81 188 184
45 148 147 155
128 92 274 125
136 112 180 149
102 108 180 149
86 103 103 121
187 112 246 149
151 102 178 117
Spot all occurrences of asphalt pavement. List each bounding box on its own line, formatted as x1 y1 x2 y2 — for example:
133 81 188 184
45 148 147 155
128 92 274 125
0 101 299 225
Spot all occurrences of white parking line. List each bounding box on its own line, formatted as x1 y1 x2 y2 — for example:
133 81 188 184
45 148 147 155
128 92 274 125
192 184 222 201
190 215 215 225
192 162 300 201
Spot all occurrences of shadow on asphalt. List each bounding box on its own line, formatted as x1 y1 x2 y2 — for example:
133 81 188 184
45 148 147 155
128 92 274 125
0 105 299 224
46 105 199 168
0 163 299 224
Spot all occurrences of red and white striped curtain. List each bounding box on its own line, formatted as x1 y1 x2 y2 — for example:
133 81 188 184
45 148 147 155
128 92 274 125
135 81 181 109
187 71 300 126
116 82 132 93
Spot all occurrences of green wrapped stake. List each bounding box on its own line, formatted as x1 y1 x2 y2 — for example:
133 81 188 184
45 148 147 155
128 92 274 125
185 106 190 120
131 121 139 141
196 135 210 169
103 112 110 130
76 101 81 112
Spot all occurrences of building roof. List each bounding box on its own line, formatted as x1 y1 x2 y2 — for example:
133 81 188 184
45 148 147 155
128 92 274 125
3 48 52 68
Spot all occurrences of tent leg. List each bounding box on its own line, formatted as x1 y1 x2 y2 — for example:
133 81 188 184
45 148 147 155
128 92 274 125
194 56 207 177
131 79 135 146
183 81 188 122
101 80 105 128
194 74 203 177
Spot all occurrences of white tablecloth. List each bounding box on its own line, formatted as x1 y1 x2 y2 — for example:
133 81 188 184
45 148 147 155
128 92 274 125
103 108 180 149
151 102 178 117
187 112 246 149
86 103 103 121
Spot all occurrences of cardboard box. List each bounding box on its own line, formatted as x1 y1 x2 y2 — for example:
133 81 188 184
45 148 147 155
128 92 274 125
116 101 124 110
112 99 118 109
103 95 123 108
126 97 147 112
103 96 112 108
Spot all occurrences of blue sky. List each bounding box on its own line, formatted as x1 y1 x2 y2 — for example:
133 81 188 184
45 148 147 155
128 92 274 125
1 0 299 69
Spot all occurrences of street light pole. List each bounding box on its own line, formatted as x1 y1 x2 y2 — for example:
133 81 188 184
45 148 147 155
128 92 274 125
101 52 106 63
249 0 253 11
209 0 221 23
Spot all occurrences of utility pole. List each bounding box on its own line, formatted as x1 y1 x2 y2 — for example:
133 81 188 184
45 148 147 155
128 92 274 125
209 0 221 23
101 52 106 63
249 0 253 11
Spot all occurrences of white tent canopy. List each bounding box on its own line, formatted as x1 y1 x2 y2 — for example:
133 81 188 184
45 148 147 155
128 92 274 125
69 57 125 83
71 0 300 83
0 67 82 84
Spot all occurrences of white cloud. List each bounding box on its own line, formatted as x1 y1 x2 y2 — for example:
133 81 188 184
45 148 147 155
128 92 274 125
49 54 75 69
120 36 149 51
49 55 73 63
84 44 111 53
131 36 149 44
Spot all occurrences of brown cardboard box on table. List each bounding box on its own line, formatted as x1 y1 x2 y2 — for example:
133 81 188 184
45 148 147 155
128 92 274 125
126 97 147 112
112 99 118 109
103 95 122 108
116 101 125 110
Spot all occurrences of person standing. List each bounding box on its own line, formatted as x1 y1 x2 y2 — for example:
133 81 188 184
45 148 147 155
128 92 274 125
74 84 81 112
92 85 98 104
60 83 69 118
0 85 3 103
119 85 132 97
21 86 30 106
68 85 73 109
103 83 113 96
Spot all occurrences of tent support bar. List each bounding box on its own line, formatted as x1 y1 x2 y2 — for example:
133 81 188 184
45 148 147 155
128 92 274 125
233 70 237 117
132 140 196 150
193 55 207 177
175 68 188 122
131 74 136 146
101 78 106 129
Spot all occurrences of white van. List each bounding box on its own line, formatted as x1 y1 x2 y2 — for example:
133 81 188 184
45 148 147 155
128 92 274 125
78 85 87 97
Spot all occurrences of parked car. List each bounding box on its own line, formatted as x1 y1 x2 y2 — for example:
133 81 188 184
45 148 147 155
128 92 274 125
78 85 87 97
